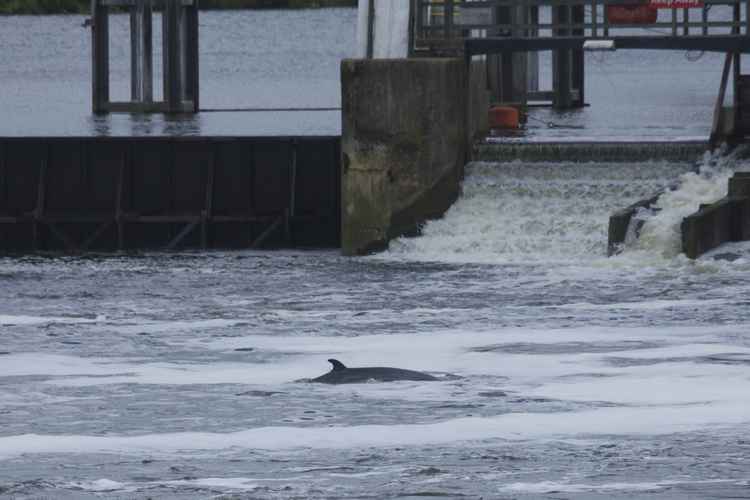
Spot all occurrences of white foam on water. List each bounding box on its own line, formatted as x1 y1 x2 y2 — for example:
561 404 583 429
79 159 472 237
1 325 747 454
627 162 736 259
68 479 131 492
381 160 694 265
499 479 739 494
555 298 729 311
376 149 750 268
160 477 261 490
0 314 104 326
107 318 250 334
0 403 747 460
6 324 741 396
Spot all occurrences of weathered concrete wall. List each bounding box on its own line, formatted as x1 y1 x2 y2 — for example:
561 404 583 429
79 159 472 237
341 58 489 255
681 199 736 259
681 172 750 259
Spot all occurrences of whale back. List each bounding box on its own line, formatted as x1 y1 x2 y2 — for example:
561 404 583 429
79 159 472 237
310 359 439 384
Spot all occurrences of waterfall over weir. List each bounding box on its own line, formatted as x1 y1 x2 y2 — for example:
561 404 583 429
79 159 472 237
384 154 745 265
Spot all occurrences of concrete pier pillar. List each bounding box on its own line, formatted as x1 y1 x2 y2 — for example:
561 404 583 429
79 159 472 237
341 58 489 255
681 172 750 259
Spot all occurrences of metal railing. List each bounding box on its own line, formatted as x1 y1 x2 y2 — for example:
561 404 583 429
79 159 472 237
414 0 750 43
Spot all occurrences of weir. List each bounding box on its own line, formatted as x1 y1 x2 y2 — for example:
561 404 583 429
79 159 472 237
2 2 750 258
343 0 750 258
0 137 340 252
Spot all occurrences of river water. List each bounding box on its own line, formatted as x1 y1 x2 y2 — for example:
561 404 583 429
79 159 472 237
0 7 742 139
2 6 750 500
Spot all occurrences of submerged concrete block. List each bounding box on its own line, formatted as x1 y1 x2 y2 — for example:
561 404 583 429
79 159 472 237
681 199 736 259
681 172 750 259
607 194 660 256
341 58 489 255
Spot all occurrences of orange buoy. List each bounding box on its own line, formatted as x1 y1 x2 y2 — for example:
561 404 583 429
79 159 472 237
606 3 658 24
488 106 520 130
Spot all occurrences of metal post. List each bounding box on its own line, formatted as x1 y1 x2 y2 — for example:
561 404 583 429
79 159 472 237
130 0 153 103
408 0 416 57
733 2 742 132
445 0 454 39
163 0 184 112
553 5 573 109
702 5 708 36
91 0 109 113
528 5 539 94
186 0 199 111
572 4 585 107
367 0 375 58
683 8 689 36
592 0 598 37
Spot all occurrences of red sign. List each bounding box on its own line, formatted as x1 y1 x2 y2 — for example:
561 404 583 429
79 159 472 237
649 0 704 8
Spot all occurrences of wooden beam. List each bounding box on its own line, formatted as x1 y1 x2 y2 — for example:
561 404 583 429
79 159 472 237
201 147 215 249
101 101 168 113
166 221 198 249
32 147 49 251
710 52 733 148
251 216 282 249
46 222 78 252
116 152 126 250
466 35 750 54
80 221 114 251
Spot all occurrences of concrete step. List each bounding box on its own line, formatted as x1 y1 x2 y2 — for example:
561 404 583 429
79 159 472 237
473 140 709 163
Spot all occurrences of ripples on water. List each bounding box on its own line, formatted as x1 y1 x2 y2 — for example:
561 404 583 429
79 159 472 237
2 6 750 498
0 9 356 137
1 150 750 498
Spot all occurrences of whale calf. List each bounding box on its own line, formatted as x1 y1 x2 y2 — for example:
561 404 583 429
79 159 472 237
310 359 438 384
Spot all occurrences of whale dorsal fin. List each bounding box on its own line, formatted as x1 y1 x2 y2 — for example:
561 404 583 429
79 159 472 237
328 359 346 371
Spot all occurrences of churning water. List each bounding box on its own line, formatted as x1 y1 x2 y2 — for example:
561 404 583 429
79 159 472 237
2 6 750 500
2 149 750 499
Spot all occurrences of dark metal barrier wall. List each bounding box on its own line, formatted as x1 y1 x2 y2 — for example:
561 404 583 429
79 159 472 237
0 137 341 252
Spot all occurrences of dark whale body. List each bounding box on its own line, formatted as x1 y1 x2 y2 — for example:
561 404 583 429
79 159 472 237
310 359 438 384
